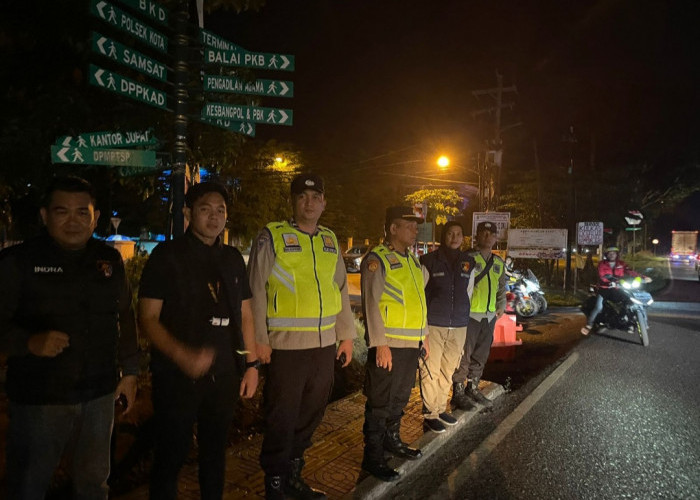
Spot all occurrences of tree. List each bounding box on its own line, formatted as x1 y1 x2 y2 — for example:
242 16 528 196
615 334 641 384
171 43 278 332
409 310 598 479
404 188 462 226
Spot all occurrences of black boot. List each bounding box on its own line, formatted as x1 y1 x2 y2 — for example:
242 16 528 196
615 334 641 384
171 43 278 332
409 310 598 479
362 434 400 482
383 420 422 460
466 378 493 408
451 382 475 410
264 475 286 500
284 457 326 499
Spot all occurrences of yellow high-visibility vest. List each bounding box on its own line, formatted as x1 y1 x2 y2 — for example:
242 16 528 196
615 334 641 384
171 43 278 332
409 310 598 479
266 222 341 332
373 244 427 341
470 253 504 313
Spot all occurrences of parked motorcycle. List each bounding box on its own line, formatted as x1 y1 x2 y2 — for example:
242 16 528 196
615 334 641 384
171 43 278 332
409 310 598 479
505 276 539 318
580 275 653 347
520 269 547 314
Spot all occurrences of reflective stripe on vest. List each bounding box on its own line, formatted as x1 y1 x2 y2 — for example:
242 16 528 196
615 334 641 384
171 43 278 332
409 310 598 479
373 245 427 341
470 253 504 313
266 222 342 332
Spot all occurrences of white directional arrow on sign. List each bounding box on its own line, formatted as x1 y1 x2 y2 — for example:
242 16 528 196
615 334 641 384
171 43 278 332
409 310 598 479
278 110 289 124
96 36 108 56
279 82 290 96
96 0 107 17
57 147 70 162
280 56 291 70
94 69 105 87
61 137 72 147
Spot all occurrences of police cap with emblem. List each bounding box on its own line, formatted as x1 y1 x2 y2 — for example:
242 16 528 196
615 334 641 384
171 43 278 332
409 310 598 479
476 221 498 234
291 173 324 195
385 206 424 226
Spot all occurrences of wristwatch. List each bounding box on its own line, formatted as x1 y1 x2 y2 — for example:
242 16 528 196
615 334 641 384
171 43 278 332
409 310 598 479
245 359 261 370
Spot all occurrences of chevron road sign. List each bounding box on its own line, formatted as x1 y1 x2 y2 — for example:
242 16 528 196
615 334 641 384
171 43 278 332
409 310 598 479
92 32 168 82
203 75 293 98
90 0 168 54
201 102 292 126
51 146 156 167
200 117 255 137
89 64 168 110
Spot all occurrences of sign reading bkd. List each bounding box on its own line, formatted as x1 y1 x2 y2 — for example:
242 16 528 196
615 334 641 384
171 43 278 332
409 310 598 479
577 221 604 246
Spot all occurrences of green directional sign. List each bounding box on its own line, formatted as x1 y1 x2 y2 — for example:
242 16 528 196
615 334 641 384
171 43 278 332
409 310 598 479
116 0 168 26
51 146 156 167
92 32 168 82
202 102 293 126
56 129 157 149
204 48 294 72
625 227 642 232
89 64 168 111
203 75 293 98
90 0 168 54
117 165 158 177
200 117 255 137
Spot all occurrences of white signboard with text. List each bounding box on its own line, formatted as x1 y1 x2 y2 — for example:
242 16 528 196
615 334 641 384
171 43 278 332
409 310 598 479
507 228 568 259
577 221 604 246
471 212 510 244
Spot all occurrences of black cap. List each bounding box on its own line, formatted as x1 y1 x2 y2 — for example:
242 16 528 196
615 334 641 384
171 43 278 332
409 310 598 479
291 173 324 195
476 221 498 234
385 206 424 225
185 182 229 207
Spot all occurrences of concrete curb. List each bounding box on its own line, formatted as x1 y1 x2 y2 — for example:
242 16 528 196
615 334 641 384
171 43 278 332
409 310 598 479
342 381 505 500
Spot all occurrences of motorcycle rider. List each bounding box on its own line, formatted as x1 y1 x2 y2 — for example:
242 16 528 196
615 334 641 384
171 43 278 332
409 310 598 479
581 246 646 335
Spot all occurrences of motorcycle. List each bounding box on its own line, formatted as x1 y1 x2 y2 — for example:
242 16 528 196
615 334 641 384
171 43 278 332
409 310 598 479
520 269 547 314
580 275 653 347
505 273 539 318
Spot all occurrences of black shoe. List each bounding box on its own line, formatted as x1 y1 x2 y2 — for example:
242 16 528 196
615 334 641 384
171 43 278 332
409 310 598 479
264 475 286 500
285 458 327 499
451 382 476 411
438 412 458 426
384 423 423 460
424 418 446 433
466 381 493 408
361 457 400 482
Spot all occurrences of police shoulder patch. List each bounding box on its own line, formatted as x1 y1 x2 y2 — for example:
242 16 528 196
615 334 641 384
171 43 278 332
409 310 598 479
368 260 379 272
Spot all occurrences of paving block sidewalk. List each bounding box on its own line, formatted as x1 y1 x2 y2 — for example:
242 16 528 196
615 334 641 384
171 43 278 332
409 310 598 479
117 381 503 500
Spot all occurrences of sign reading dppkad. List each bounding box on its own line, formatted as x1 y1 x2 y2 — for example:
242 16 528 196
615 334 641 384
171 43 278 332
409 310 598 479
199 117 255 137
116 0 169 26
92 32 168 82
51 146 156 167
507 228 568 259
89 64 168 110
203 75 293 97
577 221 604 246
201 102 292 126
56 129 157 149
90 0 168 54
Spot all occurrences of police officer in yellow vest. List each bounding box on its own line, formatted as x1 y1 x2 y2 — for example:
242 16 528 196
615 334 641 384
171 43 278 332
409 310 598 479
360 206 430 482
451 221 507 408
249 173 355 500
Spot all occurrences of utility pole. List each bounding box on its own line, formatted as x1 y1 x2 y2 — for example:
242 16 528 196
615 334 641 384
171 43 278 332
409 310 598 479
472 71 517 211
562 126 578 292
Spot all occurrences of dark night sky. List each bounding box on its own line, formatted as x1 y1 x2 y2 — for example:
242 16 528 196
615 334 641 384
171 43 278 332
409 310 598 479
207 0 700 170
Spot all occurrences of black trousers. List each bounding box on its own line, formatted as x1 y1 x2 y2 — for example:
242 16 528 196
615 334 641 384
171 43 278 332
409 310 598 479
260 345 336 476
363 347 419 448
150 369 239 500
452 316 496 383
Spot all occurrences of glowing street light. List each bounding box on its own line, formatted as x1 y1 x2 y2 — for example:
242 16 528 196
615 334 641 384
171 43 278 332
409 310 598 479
437 155 450 170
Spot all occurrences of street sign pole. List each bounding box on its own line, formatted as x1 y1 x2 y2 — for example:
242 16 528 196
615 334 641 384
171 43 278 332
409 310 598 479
171 0 188 238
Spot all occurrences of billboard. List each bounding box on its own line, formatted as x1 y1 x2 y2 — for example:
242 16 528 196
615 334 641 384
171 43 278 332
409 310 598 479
507 228 568 259
471 212 510 244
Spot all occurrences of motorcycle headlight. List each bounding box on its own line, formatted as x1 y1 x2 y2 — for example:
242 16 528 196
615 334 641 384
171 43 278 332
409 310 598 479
519 284 527 293
632 276 642 288
621 280 632 289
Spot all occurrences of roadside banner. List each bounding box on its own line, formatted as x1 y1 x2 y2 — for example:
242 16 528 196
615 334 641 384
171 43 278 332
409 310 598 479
507 228 568 259
577 221 604 246
471 212 510 243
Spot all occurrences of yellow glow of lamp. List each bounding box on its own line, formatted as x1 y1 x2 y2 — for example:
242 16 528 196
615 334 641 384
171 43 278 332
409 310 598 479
437 155 450 170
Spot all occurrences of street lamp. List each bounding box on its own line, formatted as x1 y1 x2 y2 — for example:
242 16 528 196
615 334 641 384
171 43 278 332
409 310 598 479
436 154 481 211
652 238 659 255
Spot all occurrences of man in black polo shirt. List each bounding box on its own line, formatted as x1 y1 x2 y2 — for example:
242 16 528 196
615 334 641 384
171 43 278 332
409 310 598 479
138 182 259 500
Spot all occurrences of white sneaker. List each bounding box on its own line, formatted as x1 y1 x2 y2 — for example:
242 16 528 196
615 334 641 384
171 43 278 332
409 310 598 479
581 325 592 336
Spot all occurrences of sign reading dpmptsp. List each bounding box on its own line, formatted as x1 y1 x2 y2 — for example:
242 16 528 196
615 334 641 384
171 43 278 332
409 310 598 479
92 32 168 82
90 0 168 54
89 64 168 110
51 146 156 167
202 102 292 126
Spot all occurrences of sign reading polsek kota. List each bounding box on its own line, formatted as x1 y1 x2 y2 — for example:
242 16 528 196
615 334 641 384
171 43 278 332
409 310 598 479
90 0 167 54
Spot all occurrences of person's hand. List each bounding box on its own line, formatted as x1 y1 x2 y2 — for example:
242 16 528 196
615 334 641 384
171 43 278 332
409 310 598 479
115 375 138 415
28 330 70 357
336 339 353 367
643 276 652 284
421 336 430 359
239 366 259 398
177 347 215 379
375 345 392 371
256 343 272 364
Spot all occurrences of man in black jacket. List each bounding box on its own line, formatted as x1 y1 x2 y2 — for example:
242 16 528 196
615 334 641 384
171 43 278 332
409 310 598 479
0 176 140 499
138 182 259 500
